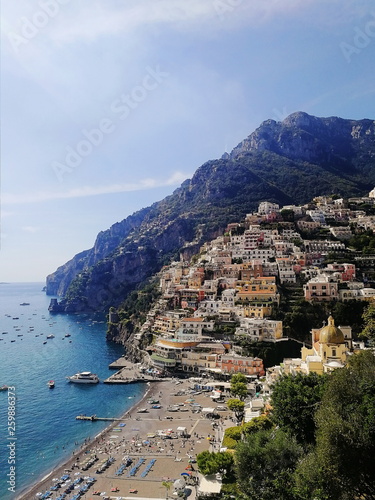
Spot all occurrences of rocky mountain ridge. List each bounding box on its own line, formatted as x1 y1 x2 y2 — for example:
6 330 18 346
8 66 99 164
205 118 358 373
46 111 375 312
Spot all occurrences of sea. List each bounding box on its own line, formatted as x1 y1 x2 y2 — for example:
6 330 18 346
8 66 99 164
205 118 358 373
0 283 146 500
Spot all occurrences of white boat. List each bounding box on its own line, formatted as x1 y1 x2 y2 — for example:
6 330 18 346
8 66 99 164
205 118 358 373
66 371 99 384
46 334 55 339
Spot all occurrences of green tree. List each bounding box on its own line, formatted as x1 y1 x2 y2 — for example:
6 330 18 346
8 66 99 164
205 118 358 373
242 415 273 437
162 480 173 499
227 398 245 423
271 372 327 445
231 373 247 384
360 302 375 343
295 351 375 500
196 450 217 476
196 451 234 478
235 429 303 500
230 373 248 401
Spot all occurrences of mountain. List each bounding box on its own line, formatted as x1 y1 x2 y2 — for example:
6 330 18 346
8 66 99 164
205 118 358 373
46 112 375 312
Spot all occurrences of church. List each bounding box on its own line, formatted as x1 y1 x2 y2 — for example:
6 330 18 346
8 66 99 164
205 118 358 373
300 316 351 374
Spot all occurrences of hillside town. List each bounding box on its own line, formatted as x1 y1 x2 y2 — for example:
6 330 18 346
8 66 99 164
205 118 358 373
115 191 375 388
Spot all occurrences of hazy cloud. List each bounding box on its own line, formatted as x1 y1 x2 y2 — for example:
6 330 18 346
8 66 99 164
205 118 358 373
2 171 190 205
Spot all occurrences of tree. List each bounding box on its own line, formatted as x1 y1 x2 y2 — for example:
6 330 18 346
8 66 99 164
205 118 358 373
196 450 234 478
162 480 172 499
242 415 273 437
197 450 217 476
270 372 327 445
227 398 245 423
231 373 247 384
235 429 303 500
360 302 375 343
295 351 375 500
230 373 248 401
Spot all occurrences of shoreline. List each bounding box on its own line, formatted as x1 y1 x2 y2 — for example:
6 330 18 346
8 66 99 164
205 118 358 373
16 380 159 500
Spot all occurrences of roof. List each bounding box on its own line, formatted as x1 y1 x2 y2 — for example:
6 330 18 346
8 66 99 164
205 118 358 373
197 474 222 495
319 316 345 344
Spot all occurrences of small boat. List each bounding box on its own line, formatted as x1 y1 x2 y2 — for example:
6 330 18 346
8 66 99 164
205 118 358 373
0 385 8 391
43 341 47 345
46 334 55 339
64 333 71 337
66 372 99 384
20 302 30 306
136 408 149 413
48 380 55 389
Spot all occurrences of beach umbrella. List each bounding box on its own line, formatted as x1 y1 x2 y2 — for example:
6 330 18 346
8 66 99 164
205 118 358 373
181 473 190 476
173 478 186 490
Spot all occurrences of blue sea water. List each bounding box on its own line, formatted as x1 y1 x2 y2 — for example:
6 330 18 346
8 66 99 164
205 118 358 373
0 283 146 500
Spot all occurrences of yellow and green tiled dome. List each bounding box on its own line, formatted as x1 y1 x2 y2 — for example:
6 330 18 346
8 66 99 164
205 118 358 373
319 316 345 344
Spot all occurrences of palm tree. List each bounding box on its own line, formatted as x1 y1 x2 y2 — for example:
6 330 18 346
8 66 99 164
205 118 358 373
162 480 172 499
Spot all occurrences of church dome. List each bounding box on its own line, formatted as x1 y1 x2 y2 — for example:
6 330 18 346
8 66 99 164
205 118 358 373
319 316 345 344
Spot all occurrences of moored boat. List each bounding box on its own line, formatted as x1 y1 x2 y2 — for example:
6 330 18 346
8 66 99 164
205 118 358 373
66 372 99 384
48 380 55 388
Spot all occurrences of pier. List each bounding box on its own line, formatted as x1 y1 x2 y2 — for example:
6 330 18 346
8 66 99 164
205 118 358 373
104 356 170 384
76 415 127 422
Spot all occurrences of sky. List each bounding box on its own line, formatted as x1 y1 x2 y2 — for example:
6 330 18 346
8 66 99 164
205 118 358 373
1 0 375 282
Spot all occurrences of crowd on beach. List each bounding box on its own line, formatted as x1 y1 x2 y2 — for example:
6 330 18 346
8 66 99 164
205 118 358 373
18 377 233 500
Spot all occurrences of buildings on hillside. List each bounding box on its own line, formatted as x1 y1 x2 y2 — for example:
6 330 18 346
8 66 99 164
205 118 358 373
135 194 375 379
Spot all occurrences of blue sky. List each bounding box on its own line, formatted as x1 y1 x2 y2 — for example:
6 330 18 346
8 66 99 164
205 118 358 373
1 0 375 282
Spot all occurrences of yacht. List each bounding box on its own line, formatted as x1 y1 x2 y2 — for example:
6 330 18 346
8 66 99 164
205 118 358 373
66 372 99 384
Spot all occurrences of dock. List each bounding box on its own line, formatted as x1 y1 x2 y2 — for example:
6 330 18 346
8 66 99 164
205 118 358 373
76 415 127 421
108 356 129 369
104 356 169 384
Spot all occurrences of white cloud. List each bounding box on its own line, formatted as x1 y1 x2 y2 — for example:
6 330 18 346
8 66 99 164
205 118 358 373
1 0 335 50
2 171 191 205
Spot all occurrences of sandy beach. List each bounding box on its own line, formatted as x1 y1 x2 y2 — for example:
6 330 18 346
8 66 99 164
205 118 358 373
17 376 232 500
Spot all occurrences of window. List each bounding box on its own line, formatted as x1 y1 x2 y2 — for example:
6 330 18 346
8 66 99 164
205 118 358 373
332 349 336 357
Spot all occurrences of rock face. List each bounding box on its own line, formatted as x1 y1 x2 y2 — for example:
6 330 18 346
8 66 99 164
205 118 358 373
230 112 375 165
46 112 375 312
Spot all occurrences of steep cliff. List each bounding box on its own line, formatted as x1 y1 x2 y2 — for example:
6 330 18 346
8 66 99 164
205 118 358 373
46 112 375 312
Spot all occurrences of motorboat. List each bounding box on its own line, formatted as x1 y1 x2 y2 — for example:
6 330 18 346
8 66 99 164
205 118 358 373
46 334 55 339
48 380 55 389
66 372 99 384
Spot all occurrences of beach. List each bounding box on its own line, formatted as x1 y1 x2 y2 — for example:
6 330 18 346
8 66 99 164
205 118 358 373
17 376 232 500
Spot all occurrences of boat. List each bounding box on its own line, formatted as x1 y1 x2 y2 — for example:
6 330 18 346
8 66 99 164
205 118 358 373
66 372 99 384
48 380 55 389
0 385 8 391
64 333 71 337
46 334 55 339
20 302 30 306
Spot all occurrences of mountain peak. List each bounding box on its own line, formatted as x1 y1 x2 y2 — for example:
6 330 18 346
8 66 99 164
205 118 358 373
229 111 374 163
46 112 375 311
